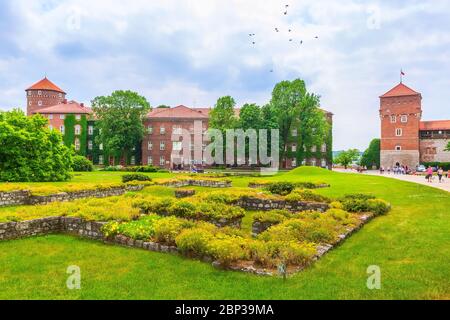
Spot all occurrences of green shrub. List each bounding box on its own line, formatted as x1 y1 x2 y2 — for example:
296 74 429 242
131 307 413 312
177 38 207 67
253 210 293 224
102 215 161 240
206 236 249 266
285 189 331 203
259 217 337 244
278 241 317 266
330 201 344 209
339 193 376 201
152 217 194 245
122 174 152 183
265 182 296 195
134 166 159 172
0 110 73 182
168 201 196 218
72 155 93 172
367 199 391 216
175 227 215 255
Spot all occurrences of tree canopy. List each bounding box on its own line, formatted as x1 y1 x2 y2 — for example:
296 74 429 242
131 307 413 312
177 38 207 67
92 90 151 163
270 79 328 168
333 149 360 169
209 96 238 131
445 141 450 152
0 109 73 182
360 138 380 169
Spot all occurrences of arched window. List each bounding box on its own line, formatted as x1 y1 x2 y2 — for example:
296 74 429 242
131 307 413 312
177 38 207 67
75 125 81 135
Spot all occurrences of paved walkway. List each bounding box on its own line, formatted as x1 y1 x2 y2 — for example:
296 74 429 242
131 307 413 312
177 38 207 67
334 169 450 193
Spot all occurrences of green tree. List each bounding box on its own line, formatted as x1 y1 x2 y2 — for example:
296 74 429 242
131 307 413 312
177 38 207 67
209 96 238 131
445 141 450 151
92 91 151 165
270 79 328 168
0 109 73 182
157 105 170 109
333 149 360 169
238 103 262 130
360 139 381 169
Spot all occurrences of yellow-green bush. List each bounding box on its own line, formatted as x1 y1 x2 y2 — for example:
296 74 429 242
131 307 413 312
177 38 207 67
152 216 195 245
175 227 216 255
284 189 331 203
206 236 250 266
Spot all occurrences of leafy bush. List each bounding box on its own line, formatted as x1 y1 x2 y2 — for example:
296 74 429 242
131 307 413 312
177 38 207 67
168 201 196 218
259 217 338 244
284 189 331 203
72 155 93 172
330 201 344 209
367 199 391 216
153 217 194 245
102 215 161 239
122 174 152 183
253 210 293 224
0 110 73 182
265 182 296 195
134 166 160 172
278 241 317 266
206 236 249 266
175 227 215 255
339 193 376 201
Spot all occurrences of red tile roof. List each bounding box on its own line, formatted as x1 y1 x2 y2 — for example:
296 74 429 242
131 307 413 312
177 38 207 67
26 77 66 94
420 120 450 131
33 100 92 115
148 105 209 119
380 83 420 98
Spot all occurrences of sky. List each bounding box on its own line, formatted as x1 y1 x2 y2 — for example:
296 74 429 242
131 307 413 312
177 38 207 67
1 0 450 150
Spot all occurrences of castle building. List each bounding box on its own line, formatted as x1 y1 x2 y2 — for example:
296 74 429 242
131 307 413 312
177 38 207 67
25 77 333 169
379 82 450 169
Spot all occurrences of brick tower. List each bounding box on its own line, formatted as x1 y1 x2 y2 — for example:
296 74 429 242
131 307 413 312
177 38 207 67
26 77 66 115
379 82 422 169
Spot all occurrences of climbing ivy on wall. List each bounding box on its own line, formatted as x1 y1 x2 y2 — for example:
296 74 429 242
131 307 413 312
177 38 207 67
63 114 88 156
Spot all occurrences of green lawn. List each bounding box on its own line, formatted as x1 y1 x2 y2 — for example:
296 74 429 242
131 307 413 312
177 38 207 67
0 168 449 299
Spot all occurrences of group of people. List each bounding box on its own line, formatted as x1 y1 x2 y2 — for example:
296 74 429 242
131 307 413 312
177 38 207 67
379 164 410 175
425 166 448 183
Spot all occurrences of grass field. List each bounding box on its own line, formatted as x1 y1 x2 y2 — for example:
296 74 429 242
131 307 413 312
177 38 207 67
0 167 449 299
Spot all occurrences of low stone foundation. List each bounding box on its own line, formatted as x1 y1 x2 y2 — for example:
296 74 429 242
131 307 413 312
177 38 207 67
252 220 277 236
175 189 196 198
157 179 231 188
0 185 145 208
235 197 329 212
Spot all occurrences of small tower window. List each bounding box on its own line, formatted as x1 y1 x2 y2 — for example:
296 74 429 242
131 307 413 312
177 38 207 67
38 101 43 106
395 145 402 151
395 128 403 137
390 115 396 123
400 115 408 123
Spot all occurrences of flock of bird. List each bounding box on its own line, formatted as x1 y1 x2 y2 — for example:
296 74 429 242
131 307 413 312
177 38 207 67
248 4 319 73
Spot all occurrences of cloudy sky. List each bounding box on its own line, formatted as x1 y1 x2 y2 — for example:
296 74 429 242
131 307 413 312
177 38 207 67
1 0 449 150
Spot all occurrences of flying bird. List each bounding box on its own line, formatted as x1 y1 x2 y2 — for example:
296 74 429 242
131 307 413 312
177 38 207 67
288 29 292 32
275 28 279 32
289 39 293 42
315 36 319 39
300 40 303 44
284 11 287 15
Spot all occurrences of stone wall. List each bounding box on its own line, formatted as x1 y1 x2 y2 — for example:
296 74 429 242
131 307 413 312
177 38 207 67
0 185 145 208
252 220 277 236
380 150 420 169
157 179 231 188
419 139 450 163
235 197 329 212
0 217 106 241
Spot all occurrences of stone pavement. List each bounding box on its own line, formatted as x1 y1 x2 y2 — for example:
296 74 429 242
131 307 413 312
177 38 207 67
334 168 450 193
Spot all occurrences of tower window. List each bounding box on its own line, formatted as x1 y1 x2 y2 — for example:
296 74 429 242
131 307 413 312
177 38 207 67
88 126 93 135
160 156 165 166
160 141 165 151
400 115 408 123
395 128 403 136
75 125 81 135
147 156 153 165
395 145 402 151
38 101 43 106
38 90 42 96
148 141 153 151
60 125 65 134
390 115 396 123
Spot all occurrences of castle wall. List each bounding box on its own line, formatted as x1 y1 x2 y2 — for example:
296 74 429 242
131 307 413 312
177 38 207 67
419 139 450 163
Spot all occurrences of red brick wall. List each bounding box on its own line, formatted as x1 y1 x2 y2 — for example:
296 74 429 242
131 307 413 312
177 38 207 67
27 90 66 116
142 118 208 169
380 95 422 151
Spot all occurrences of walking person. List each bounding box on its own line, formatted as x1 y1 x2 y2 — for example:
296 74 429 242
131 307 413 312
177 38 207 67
437 167 444 183
426 166 433 183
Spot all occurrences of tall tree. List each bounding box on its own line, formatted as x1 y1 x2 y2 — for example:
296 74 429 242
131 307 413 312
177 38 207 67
92 91 151 165
360 138 381 169
270 79 328 168
333 149 360 169
238 103 262 130
296 93 329 164
209 96 238 131
445 141 450 151
0 109 73 182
